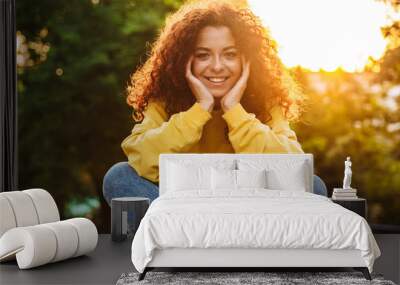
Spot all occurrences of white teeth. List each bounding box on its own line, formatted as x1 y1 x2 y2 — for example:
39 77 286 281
208 77 227 83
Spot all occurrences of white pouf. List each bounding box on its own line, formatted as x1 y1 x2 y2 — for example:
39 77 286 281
0 189 98 269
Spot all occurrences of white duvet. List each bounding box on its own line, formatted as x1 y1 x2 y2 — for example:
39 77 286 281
131 190 380 273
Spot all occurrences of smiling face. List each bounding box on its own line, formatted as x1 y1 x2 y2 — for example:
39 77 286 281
192 26 242 98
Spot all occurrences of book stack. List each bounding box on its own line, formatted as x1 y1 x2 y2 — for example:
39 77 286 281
332 188 358 200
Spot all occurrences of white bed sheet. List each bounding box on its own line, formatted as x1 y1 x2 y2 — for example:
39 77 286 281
131 190 380 273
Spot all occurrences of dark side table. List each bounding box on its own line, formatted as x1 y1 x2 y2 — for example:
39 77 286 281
111 197 150 242
331 197 367 219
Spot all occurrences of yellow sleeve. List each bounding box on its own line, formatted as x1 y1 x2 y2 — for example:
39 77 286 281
222 103 304 154
121 101 212 182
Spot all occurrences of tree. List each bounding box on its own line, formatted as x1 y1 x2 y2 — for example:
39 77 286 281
374 0 400 159
16 0 182 232
289 1 400 225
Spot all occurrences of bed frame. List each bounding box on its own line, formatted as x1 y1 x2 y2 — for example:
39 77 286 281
139 249 371 280
138 154 372 281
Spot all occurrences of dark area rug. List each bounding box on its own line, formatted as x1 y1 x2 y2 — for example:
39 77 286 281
116 271 396 285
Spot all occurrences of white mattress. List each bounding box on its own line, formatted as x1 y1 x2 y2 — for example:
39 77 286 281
131 190 380 273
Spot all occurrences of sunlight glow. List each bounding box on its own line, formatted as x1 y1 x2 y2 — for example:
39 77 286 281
248 0 393 72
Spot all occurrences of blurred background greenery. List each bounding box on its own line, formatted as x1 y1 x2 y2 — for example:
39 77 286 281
16 0 400 233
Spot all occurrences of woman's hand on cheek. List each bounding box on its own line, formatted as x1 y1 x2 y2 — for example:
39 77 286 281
221 56 250 113
185 56 214 112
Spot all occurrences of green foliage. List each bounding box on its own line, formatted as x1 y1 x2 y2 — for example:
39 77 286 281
292 2 400 223
292 68 400 224
16 0 182 232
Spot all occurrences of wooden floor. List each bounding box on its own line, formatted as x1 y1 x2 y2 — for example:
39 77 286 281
0 234 399 284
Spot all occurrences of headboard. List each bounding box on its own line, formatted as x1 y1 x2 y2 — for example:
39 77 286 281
159 153 314 195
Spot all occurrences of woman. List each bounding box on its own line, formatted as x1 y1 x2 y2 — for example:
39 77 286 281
103 1 327 206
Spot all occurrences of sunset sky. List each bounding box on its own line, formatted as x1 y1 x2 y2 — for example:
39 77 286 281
248 0 396 72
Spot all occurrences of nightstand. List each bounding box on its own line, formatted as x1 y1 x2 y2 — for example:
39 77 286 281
111 197 150 242
330 198 367 219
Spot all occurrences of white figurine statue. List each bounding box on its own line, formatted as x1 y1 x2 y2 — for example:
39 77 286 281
343 156 352 189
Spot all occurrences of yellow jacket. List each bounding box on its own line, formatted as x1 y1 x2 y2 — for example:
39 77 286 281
121 101 304 182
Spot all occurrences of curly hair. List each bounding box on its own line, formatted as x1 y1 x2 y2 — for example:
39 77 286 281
126 0 304 123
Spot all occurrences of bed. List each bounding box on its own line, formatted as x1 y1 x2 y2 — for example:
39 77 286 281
131 154 381 281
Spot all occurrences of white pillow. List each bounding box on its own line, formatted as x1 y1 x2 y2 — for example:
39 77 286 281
237 159 307 191
266 167 306 191
236 169 268 188
167 162 212 191
211 168 268 190
211 168 237 190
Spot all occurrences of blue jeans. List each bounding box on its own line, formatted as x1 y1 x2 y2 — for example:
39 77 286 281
102 162 328 207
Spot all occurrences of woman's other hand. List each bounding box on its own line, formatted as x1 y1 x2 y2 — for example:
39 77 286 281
185 56 214 112
221 56 250 112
